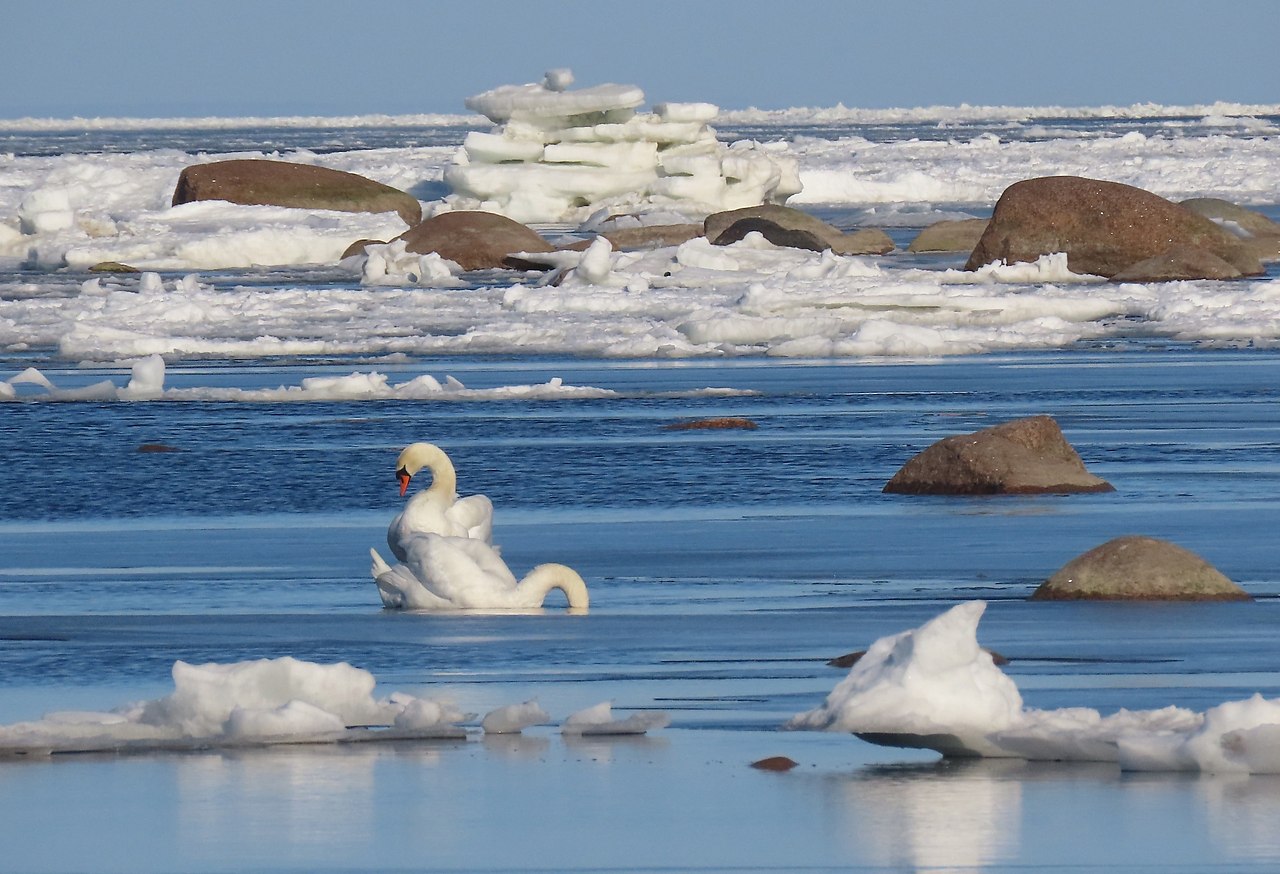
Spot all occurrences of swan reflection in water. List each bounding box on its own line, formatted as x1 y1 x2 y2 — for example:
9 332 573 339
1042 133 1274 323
371 442 589 612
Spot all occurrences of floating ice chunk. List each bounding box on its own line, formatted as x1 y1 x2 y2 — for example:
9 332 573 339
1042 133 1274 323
482 700 550 734
446 71 800 223
655 102 719 123
788 602 1023 757
357 239 462 287
392 697 470 731
0 656 478 755
792 602 1280 771
18 187 75 234
1118 694 1280 773
561 701 670 735
465 78 645 125
119 353 165 400
224 699 346 740
461 131 546 164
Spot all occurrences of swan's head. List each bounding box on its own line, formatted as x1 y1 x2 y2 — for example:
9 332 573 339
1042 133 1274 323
394 442 454 497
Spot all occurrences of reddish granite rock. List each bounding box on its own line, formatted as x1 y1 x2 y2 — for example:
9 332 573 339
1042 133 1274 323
965 176 1262 278
172 159 421 226
884 415 1113 495
1111 245 1244 282
394 211 554 271
750 756 799 771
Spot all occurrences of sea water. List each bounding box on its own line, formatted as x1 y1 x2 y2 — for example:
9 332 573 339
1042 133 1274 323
3 115 1280 872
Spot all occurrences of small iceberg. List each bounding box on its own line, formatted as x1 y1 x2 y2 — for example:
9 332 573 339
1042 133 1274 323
789 601 1280 773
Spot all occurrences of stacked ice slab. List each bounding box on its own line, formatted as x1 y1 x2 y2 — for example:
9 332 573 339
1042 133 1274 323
443 69 802 224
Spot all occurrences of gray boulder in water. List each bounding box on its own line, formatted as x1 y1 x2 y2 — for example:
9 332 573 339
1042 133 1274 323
1031 535 1252 601
883 414 1113 495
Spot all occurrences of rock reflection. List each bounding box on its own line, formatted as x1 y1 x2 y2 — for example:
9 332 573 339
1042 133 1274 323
824 759 1023 872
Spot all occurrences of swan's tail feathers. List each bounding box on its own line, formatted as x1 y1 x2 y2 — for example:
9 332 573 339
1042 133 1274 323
370 548 392 580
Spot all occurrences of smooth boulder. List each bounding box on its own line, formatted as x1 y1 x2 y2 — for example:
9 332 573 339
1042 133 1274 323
883 415 1114 495
705 204 893 255
1031 536 1251 601
394 211 554 271
1110 246 1245 282
560 223 703 252
964 176 1263 278
1179 197 1280 262
907 218 990 253
172 159 422 226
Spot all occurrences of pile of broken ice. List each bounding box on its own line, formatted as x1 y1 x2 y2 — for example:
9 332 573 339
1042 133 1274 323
443 69 801 224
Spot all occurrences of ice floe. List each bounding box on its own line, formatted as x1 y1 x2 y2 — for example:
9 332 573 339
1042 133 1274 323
790 601 1280 773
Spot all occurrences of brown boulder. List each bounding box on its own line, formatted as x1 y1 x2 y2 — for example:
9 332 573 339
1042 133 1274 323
1179 197 1280 262
704 204 893 255
965 176 1263 278
750 756 799 772
1031 535 1251 601
394 211 555 271
662 417 759 431
907 218 990 253
712 217 828 252
560 223 703 252
1111 246 1244 282
883 415 1114 495
172 159 422 226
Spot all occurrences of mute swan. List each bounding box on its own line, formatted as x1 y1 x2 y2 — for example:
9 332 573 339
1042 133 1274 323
370 534 589 611
387 442 494 561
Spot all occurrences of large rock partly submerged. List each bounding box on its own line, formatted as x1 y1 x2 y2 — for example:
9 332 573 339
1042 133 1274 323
173 159 422 226
1031 535 1251 601
705 204 893 255
883 415 1113 495
964 176 1263 278
393 211 554 271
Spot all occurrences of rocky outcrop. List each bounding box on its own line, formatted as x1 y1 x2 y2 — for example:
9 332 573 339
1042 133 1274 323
712 217 829 252
705 204 893 255
1111 246 1245 282
1031 535 1251 601
662 417 759 431
907 218 990 253
1179 197 1280 262
561 223 703 252
172 159 422 226
883 415 1114 495
394 211 554 271
964 176 1263 278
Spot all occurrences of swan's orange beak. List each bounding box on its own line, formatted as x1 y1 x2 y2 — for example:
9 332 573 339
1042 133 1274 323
397 468 412 497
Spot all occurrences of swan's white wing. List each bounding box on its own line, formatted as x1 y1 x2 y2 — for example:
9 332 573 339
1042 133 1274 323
399 533 518 608
447 494 494 543
370 547 452 610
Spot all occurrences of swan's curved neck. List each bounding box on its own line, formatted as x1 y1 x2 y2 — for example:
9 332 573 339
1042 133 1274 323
519 564 590 611
399 443 458 501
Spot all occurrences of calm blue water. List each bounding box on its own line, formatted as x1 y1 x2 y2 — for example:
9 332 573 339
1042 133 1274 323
4 350 1280 871
4 118 1280 872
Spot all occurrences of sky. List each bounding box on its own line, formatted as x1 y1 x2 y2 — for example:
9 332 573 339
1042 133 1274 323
3 0 1279 119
